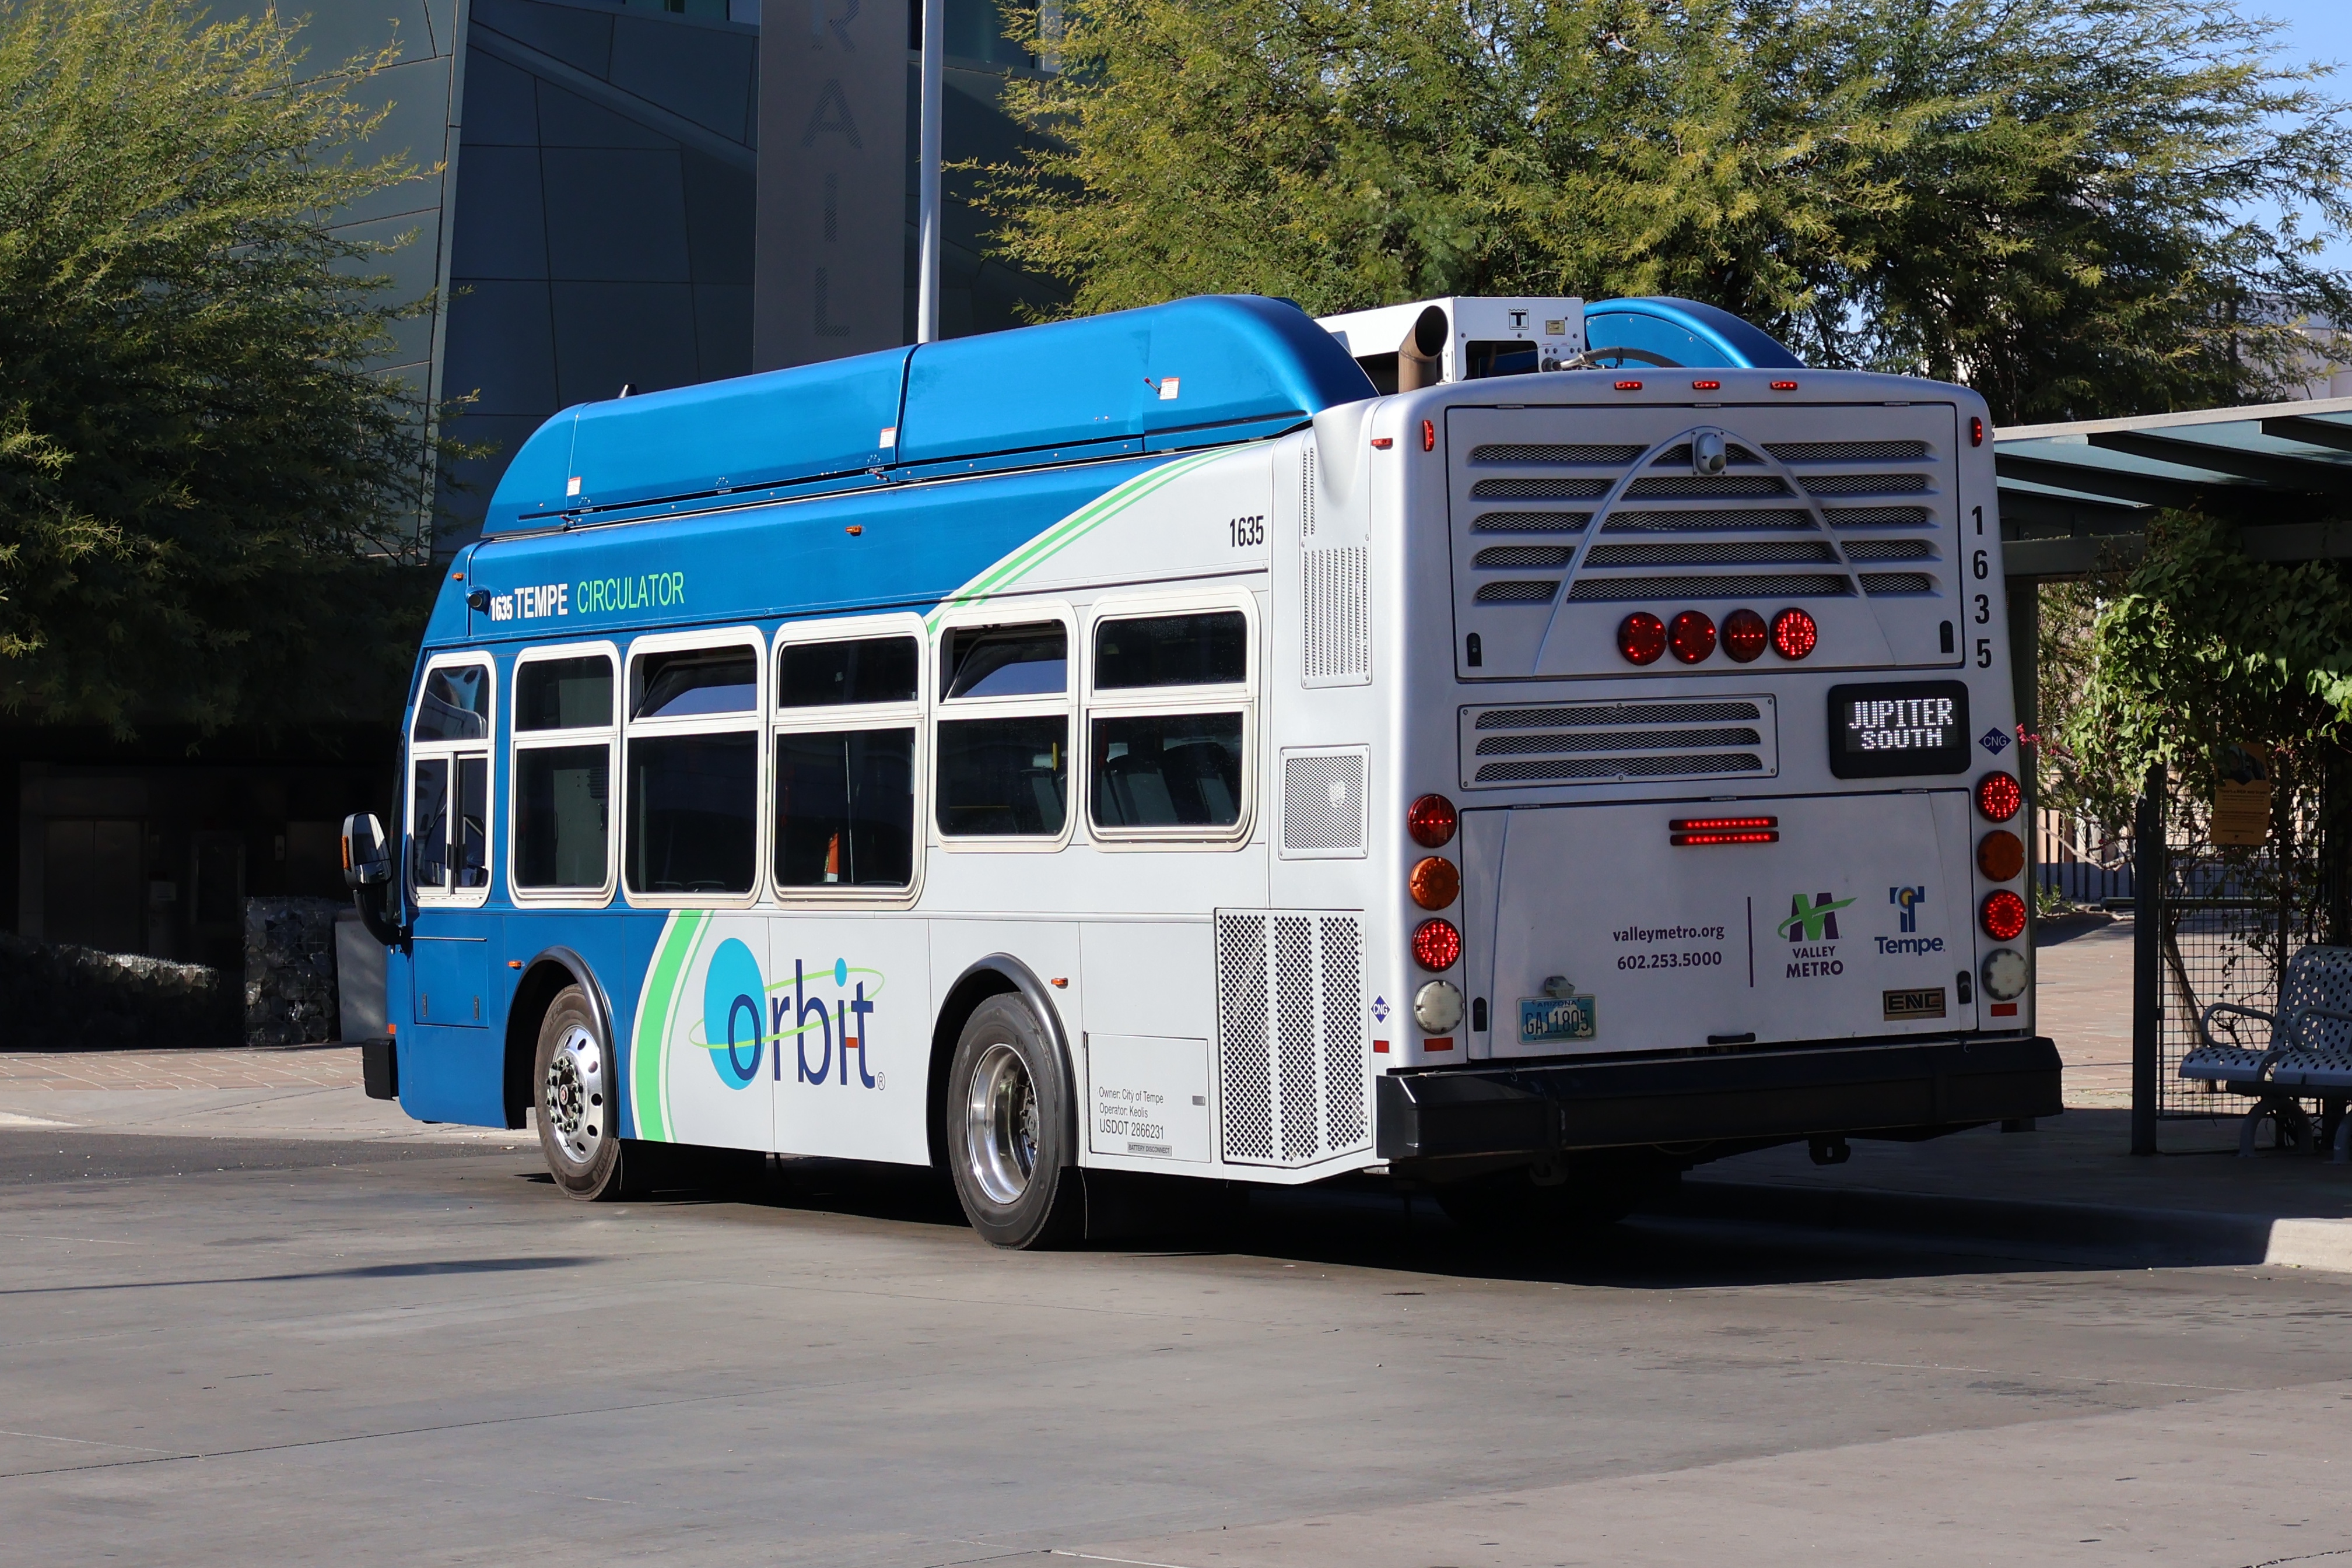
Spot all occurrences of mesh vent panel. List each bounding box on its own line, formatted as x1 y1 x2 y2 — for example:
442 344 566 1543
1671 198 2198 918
1478 701 1761 728
1472 511 1590 533
1475 580 1561 604
1603 508 1815 532
1475 726 1762 756
1303 546 1368 682
1471 477 1612 500
1474 545 1575 568
1650 444 1761 466
1826 505 1932 527
1625 475 1789 498
1765 440 1929 462
1217 915 1272 1162
1801 473 1930 495
1281 752 1365 854
1841 538 1934 561
1216 910 1370 1166
1475 753 1765 782
1860 572 1936 594
1301 445 1316 537
1585 541 1836 566
1566 573 1852 602
1470 444 1643 464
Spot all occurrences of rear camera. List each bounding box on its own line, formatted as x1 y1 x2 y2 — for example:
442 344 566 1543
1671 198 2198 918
1618 612 1666 665
1668 610 1716 664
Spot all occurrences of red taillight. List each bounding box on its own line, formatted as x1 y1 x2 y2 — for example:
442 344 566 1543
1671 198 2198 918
1614 380 1643 391
1421 419 1435 452
1619 612 1667 665
1412 918 1462 971
1691 379 1721 391
1771 380 1799 391
1976 771 2023 823
1671 815 1779 846
1970 416 1985 447
1370 436 1394 449
1771 608 1817 660
1407 793 1457 848
1409 857 1460 909
1668 610 1716 663
1722 608 1767 662
1981 889 2028 942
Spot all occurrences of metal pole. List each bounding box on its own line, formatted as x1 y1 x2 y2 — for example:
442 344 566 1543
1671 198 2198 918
915 0 944 345
2131 763 2167 1155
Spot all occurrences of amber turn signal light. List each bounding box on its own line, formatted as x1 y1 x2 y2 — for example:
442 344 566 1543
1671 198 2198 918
1409 857 1460 910
1977 830 2025 882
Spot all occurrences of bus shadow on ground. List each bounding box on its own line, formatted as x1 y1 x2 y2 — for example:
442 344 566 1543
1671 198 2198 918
597 1155 2105 1290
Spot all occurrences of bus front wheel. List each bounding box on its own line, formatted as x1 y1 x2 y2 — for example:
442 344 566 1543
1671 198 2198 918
945 995 1082 1248
534 984 627 1201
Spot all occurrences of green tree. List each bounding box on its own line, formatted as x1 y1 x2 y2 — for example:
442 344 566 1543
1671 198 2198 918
0 0 445 735
982 0 2352 423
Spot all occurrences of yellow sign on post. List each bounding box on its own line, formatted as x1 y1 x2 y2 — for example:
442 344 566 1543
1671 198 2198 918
2211 747 2272 847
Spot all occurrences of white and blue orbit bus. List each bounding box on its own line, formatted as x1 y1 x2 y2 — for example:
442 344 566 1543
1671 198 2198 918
343 293 2059 1246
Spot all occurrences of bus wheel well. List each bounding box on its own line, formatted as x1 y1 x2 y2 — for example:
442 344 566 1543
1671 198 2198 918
926 970 1019 1171
505 958 587 1131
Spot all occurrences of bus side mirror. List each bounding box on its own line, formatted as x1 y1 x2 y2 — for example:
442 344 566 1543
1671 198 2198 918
342 813 391 888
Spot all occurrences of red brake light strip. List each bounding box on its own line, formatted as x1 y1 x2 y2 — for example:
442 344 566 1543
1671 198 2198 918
1670 815 1778 846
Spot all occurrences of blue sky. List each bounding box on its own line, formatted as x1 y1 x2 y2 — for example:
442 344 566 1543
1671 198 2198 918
2248 0 2352 269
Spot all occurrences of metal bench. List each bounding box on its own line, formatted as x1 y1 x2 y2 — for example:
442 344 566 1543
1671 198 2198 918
2179 943 2352 1160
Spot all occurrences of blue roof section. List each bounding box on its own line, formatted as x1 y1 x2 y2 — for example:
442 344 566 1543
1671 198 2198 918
482 296 1375 535
1586 297 1805 370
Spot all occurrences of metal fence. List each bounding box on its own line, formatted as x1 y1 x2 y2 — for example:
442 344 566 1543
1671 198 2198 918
2036 809 2135 906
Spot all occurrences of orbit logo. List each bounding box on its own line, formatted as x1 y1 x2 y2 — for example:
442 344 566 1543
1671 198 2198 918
695 938 885 1091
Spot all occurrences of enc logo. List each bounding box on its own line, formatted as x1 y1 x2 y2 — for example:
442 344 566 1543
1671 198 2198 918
696 943 884 1090
1890 885 1927 933
1777 891 1855 943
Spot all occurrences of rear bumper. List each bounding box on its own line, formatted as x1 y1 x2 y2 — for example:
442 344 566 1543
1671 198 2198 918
1375 1034 2061 1162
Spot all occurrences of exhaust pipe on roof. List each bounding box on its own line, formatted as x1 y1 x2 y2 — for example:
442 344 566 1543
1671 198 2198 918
1397 305 1449 391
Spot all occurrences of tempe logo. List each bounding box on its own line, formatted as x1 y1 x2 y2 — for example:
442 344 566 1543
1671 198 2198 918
697 939 885 1090
1778 891 1854 979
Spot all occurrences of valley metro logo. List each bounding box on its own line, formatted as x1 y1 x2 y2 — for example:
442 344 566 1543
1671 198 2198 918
1778 891 1856 942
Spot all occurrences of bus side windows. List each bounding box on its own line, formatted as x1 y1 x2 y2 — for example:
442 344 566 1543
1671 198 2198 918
937 622 1069 840
1088 611 1250 836
625 640 761 897
513 652 616 895
411 657 494 902
776 634 920 888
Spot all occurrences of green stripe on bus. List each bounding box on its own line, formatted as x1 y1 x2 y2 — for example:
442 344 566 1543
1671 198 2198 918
630 909 704 1142
927 447 1231 625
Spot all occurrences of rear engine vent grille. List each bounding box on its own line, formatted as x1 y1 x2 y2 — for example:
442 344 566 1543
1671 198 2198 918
1625 475 1789 499
1584 541 1838 566
1603 508 1815 532
1652 443 1762 466
1473 511 1590 533
1471 477 1611 500
1473 546 1575 568
1460 696 1778 788
1827 505 1933 527
1475 580 1561 604
1765 440 1929 462
1279 748 1366 857
1565 573 1852 602
1801 473 1931 496
1860 572 1936 595
1470 443 1644 464
1842 539 1935 561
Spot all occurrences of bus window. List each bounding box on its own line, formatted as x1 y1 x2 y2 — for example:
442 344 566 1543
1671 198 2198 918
513 650 616 895
410 656 493 904
780 636 918 707
937 620 1068 839
775 634 920 888
414 664 489 741
456 756 489 888
944 623 1066 699
626 640 761 897
1087 611 1250 835
412 756 450 889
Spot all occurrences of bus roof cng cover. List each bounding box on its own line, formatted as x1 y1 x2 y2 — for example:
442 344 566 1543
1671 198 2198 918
482 295 1377 535
1580 297 1804 370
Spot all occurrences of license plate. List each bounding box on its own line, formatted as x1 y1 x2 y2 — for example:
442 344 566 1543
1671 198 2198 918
1518 995 1597 1044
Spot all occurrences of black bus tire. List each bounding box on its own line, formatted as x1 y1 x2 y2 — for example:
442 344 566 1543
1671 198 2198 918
533 984 629 1201
944 994 1083 1248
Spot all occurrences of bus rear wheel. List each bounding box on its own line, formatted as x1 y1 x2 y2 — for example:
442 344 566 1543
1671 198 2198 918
945 994 1082 1249
534 985 627 1201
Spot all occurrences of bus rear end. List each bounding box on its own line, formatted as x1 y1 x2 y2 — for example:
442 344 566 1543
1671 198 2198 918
1368 367 2058 1190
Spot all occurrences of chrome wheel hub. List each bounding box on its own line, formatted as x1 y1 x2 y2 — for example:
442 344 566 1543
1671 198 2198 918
965 1043 1038 1206
544 1024 605 1166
